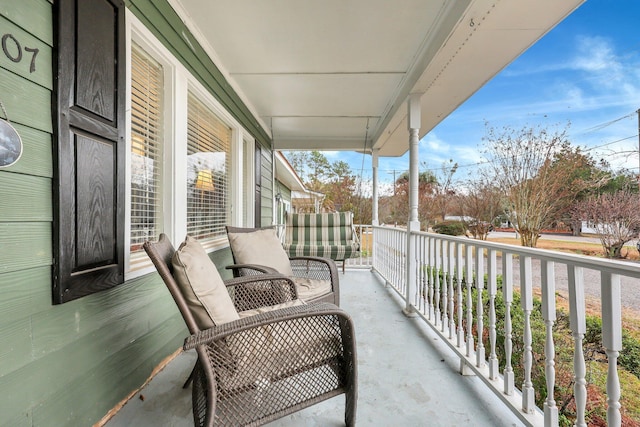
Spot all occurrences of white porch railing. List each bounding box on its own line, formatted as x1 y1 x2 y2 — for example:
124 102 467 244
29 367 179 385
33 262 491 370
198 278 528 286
345 224 374 268
372 225 639 427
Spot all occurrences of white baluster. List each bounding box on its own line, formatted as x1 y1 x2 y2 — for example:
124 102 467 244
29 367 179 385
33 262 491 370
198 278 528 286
541 260 557 426
601 271 622 427
568 264 587 427
456 242 465 348
448 241 456 340
466 244 474 358
502 253 514 395
427 237 434 322
521 255 535 413
434 238 441 327
417 235 424 313
476 246 485 368
487 249 498 380
441 240 449 333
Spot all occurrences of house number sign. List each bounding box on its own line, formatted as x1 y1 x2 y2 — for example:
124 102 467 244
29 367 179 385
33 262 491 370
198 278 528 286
2 33 39 73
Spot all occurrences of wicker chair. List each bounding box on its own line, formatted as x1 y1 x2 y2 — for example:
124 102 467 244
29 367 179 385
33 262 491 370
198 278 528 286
144 234 357 426
226 226 340 305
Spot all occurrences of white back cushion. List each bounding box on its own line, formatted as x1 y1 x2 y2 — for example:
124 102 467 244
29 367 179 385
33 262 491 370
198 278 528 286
227 228 294 276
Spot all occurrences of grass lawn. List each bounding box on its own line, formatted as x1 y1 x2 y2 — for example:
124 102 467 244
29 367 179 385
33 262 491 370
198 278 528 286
488 234 640 261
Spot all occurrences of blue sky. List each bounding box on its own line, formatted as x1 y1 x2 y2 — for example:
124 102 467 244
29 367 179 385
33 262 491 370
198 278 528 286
326 0 640 193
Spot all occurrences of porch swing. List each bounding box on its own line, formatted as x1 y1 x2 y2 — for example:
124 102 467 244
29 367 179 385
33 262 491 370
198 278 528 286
281 119 370 273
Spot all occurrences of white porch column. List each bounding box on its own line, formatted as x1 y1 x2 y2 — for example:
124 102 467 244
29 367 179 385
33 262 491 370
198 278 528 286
404 93 422 317
372 148 379 226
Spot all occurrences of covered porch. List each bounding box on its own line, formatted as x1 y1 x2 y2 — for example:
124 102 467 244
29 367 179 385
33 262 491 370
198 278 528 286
105 268 524 426
104 224 638 426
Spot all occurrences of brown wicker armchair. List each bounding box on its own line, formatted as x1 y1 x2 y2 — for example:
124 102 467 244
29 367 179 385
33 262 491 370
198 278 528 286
226 226 340 305
144 234 357 426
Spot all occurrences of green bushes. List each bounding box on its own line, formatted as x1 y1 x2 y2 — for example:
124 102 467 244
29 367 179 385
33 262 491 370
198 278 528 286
421 265 640 425
432 220 467 236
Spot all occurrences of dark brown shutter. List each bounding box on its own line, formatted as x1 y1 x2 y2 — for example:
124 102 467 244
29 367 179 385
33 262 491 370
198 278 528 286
53 0 126 304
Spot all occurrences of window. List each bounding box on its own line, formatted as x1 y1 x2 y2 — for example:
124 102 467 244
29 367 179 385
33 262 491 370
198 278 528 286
186 92 232 241
129 43 164 267
124 13 260 278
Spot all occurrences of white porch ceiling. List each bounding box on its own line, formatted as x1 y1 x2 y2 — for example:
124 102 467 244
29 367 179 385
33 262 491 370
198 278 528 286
170 0 584 157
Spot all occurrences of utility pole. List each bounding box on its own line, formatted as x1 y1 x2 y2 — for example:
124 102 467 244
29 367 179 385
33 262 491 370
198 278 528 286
387 170 399 195
637 109 640 187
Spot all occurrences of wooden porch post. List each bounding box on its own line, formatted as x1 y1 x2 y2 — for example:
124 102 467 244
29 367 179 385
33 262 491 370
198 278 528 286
404 93 422 317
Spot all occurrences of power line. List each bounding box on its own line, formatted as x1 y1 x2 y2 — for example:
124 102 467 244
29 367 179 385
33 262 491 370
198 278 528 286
575 111 636 135
583 134 639 152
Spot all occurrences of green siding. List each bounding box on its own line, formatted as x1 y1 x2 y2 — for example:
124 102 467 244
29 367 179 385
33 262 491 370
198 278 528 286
0 15 53 89
260 147 274 226
0 0 275 425
0 0 52 44
0 67 52 133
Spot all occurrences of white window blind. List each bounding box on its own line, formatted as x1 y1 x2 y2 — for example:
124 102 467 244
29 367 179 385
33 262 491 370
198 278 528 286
129 43 163 261
186 92 232 241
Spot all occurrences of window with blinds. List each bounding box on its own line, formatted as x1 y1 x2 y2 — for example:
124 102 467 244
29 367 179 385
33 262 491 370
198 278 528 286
187 92 232 241
129 43 163 261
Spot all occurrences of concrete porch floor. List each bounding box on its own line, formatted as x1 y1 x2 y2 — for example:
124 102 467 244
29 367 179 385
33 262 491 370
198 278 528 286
105 269 525 426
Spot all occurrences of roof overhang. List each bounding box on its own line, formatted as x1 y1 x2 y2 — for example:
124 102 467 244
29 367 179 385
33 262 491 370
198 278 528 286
274 151 306 192
169 0 585 157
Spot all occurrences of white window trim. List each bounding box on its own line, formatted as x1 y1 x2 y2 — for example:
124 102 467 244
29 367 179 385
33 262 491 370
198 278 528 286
125 12 179 279
124 11 256 279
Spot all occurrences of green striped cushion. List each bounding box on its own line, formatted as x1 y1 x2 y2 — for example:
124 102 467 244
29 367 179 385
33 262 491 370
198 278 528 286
283 212 360 260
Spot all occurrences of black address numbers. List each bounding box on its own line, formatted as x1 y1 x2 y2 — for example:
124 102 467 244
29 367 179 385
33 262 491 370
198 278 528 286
2 33 39 73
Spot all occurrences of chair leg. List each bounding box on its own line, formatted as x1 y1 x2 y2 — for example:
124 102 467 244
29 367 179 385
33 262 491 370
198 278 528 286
183 362 197 389
345 387 357 427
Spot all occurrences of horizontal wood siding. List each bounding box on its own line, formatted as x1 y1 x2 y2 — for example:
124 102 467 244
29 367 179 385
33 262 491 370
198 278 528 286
0 0 270 425
260 146 274 226
0 1 193 425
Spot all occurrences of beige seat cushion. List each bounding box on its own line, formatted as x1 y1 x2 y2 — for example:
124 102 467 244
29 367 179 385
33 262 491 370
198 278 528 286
291 277 332 301
172 235 240 329
227 228 294 276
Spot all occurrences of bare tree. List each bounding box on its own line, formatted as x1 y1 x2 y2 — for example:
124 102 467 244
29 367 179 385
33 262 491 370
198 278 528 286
573 191 640 258
429 160 459 223
459 179 504 240
482 123 574 247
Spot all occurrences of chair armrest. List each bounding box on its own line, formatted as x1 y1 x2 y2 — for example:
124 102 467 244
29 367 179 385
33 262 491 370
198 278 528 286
184 302 355 350
223 274 298 311
226 263 279 277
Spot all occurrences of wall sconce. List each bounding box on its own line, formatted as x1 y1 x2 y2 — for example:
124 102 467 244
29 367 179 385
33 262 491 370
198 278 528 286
275 192 282 202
